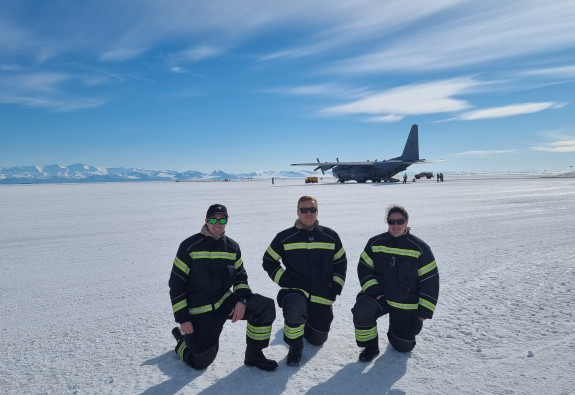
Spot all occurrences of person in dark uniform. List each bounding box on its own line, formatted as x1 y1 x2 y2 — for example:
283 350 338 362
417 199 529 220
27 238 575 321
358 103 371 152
262 196 347 366
169 204 278 371
352 204 439 361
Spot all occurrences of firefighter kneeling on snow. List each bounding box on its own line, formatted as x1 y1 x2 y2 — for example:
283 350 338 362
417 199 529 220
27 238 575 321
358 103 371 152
169 204 277 371
352 204 439 361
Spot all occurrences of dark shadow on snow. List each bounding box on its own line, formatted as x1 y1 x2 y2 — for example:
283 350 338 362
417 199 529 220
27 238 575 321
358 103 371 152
137 330 410 395
139 350 202 395
195 333 322 395
306 344 409 395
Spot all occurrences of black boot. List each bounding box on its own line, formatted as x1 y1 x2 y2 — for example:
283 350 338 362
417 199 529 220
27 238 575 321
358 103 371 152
244 348 278 371
359 346 380 362
287 342 303 366
172 327 183 342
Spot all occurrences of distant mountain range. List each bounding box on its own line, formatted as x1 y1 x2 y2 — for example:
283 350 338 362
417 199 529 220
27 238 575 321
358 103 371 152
0 163 319 184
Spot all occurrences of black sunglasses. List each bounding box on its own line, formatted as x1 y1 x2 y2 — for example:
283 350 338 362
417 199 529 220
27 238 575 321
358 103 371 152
387 218 406 225
208 218 228 225
299 207 317 214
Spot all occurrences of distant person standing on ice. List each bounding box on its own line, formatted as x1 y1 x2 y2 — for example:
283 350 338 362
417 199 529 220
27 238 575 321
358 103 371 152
352 204 439 361
262 196 347 366
169 204 278 371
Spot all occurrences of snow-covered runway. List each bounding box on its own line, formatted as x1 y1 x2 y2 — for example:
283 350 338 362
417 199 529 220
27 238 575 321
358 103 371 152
1 175 574 394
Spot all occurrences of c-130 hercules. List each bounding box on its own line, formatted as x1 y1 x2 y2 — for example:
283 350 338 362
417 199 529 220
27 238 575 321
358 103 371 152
291 124 439 183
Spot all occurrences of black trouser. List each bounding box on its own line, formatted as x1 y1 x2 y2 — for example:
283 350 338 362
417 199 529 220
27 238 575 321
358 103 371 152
352 293 423 353
175 293 275 369
278 289 334 346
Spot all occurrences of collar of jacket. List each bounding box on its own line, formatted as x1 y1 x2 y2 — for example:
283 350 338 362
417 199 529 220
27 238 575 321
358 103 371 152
294 218 319 230
388 228 411 238
200 224 226 240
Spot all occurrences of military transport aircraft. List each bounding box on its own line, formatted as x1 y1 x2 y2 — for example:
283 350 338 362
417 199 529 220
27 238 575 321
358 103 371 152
291 124 439 183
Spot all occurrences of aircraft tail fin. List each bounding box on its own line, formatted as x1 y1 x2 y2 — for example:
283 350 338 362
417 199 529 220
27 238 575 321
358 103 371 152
400 124 419 161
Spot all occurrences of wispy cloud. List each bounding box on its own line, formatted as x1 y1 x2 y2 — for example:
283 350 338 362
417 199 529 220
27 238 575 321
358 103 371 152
170 46 222 63
260 1 460 62
518 65 575 78
0 72 71 93
170 67 186 74
453 149 516 157
459 102 564 120
320 78 478 118
0 64 22 71
365 115 405 123
0 72 106 112
100 49 145 62
327 2 575 74
268 84 367 99
0 96 105 112
531 140 575 152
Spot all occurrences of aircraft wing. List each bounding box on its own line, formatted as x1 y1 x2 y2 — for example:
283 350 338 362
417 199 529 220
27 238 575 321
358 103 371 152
411 159 445 164
291 161 376 167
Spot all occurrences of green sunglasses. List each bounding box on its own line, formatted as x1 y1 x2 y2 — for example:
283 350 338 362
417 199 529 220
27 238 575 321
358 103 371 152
208 218 228 225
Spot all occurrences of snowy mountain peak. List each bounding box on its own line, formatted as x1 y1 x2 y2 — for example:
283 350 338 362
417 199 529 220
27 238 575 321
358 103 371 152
0 163 317 184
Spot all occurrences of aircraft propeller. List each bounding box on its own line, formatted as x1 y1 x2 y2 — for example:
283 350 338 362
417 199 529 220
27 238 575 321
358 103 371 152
314 158 325 175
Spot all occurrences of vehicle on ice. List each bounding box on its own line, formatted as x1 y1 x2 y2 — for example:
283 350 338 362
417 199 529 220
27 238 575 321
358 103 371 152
414 172 434 179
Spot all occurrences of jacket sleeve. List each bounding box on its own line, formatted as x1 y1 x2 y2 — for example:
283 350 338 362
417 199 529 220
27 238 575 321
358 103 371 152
232 246 253 299
417 245 439 319
262 235 301 289
330 235 347 299
357 241 385 297
168 244 191 324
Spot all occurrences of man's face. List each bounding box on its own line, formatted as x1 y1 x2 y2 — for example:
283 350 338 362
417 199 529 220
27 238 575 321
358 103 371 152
205 213 227 237
297 200 318 228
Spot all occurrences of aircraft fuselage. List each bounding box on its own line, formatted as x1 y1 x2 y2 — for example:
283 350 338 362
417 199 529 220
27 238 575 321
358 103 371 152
332 163 409 183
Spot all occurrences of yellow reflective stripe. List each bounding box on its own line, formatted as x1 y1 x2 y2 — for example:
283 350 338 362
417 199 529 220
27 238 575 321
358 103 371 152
333 274 345 288
281 288 310 298
372 245 421 258
214 290 232 310
173 257 189 275
419 298 436 312
190 251 237 260
386 300 418 310
233 284 251 292
310 295 333 305
266 246 281 261
284 242 335 251
177 341 187 360
189 290 232 315
355 327 378 342
284 323 305 339
333 247 345 261
247 323 272 341
362 279 378 293
189 304 212 315
273 268 285 284
234 258 243 270
418 260 437 277
172 300 187 313
360 251 374 268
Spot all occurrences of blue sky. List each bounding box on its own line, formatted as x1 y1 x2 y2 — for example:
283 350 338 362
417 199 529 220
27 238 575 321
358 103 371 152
1 0 574 173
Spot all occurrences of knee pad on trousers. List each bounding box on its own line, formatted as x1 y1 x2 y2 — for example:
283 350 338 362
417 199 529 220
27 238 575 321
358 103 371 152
281 293 307 323
246 294 276 323
352 294 387 326
304 322 328 346
188 343 219 370
387 330 415 353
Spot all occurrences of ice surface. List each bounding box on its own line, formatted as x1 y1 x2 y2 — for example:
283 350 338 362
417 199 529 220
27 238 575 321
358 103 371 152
1 174 574 394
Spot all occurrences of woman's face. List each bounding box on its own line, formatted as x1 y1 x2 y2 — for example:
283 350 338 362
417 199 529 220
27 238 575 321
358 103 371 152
387 212 408 237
